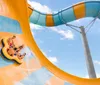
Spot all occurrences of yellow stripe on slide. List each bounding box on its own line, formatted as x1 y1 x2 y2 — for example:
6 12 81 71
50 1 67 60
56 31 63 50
73 2 85 19
46 14 54 26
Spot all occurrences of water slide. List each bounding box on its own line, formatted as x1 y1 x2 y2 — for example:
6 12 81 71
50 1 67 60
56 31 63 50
0 0 100 85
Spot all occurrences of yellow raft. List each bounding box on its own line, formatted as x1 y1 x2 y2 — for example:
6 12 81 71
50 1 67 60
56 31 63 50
1 37 23 64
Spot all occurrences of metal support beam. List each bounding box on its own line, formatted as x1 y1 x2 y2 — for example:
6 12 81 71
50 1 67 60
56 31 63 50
80 26 96 78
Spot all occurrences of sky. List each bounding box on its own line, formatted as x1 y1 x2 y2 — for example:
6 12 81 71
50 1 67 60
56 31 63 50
28 0 100 78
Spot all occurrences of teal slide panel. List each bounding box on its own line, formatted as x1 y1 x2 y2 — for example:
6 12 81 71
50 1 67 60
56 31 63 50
85 2 100 17
0 16 22 34
20 67 53 85
37 13 46 26
64 82 73 85
60 7 76 23
53 13 63 26
30 10 40 24
0 54 14 67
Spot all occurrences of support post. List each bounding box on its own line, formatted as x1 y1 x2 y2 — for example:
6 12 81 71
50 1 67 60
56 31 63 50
80 26 96 78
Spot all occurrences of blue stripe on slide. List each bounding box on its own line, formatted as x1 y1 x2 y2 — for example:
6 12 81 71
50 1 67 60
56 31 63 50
37 13 46 26
53 13 63 26
64 82 73 85
85 2 100 17
0 55 14 68
0 16 22 34
20 67 53 85
59 7 76 23
30 10 40 24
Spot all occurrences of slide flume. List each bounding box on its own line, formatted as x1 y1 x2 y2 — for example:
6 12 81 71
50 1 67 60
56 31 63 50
0 0 100 85
30 1 100 27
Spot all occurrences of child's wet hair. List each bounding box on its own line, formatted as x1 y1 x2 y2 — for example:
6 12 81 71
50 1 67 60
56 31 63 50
12 35 16 39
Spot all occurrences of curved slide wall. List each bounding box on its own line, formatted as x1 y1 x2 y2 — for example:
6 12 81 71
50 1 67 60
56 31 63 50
0 0 100 85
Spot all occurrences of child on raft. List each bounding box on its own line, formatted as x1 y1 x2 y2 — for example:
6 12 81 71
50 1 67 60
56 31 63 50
7 36 26 59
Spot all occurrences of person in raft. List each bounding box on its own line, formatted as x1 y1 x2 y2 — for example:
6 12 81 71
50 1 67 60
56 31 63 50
14 45 26 59
7 47 15 56
17 53 26 60
7 35 16 56
7 35 16 48
7 36 26 59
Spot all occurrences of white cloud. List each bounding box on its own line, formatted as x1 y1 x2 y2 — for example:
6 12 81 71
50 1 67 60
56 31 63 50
30 23 42 30
30 23 43 36
30 22 74 40
84 75 89 78
94 60 100 65
76 19 81 25
28 0 52 14
85 73 100 78
42 51 58 64
47 56 58 64
28 0 52 32
97 74 100 78
50 27 74 40
28 1 74 40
